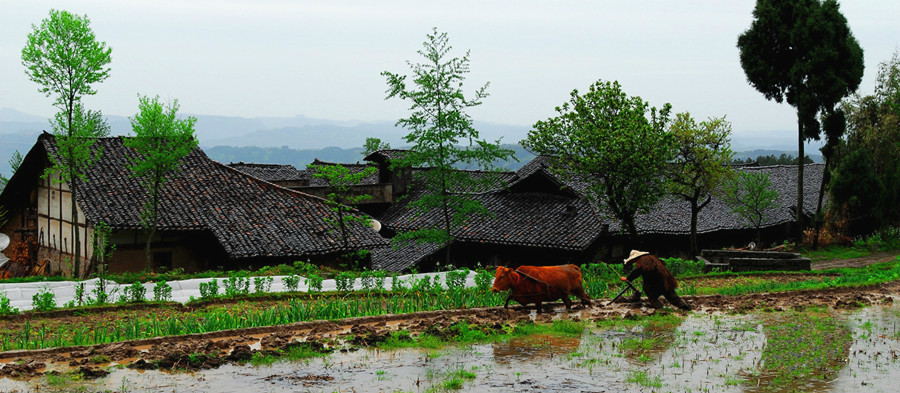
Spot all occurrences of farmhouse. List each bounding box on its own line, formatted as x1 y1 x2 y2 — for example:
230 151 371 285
250 152 824 272
0 132 388 276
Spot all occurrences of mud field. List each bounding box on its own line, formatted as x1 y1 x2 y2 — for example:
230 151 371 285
0 279 898 392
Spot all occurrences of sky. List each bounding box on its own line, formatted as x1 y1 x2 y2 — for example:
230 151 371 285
1 0 898 137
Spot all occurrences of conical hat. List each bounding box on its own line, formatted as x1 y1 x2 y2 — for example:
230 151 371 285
623 250 650 264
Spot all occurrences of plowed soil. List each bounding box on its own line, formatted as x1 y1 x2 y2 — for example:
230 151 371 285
1 277 896 381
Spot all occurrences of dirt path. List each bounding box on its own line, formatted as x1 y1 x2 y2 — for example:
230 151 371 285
811 251 900 270
1 280 896 380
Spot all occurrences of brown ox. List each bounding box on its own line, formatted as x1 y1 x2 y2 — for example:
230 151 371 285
491 264 592 313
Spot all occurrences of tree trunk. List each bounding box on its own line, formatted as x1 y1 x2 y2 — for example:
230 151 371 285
689 199 699 258
813 156 832 249
796 117 805 239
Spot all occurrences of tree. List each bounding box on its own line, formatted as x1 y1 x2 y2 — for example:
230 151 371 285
22 9 112 278
834 52 900 227
523 80 675 239
0 150 24 193
667 113 734 257
125 95 198 271
382 28 515 263
362 137 391 157
721 171 780 244
737 0 863 236
307 163 378 267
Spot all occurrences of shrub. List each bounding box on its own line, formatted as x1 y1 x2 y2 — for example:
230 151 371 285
373 270 387 291
662 258 704 277
121 281 146 303
0 291 18 315
90 277 117 306
253 276 273 294
305 274 323 292
199 279 219 299
334 271 355 292
224 272 250 297
391 274 405 291
282 275 301 292
359 270 376 291
32 287 57 311
153 280 172 302
293 260 317 276
474 268 494 292
445 268 469 290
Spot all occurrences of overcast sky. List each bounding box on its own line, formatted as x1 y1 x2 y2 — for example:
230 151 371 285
1 0 898 137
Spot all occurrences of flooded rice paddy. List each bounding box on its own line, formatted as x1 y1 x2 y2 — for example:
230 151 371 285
1 302 898 393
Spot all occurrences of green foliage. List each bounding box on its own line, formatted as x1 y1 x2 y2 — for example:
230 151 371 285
756 312 851 389
125 94 198 270
383 28 515 260
198 279 219 299
473 268 493 292
32 287 57 311
444 268 469 290
721 170 779 241
523 79 674 237
121 281 146 303
359 270 376 291
667 112 735 255
829 149 883 220
22 9 112 278
253 276 273 294
0 292 19 315
737 0 864 230
152 280 172 302
0 151 24 193
661 258 704 277
334 271 355 292
306 163 377 250
838 51 900 226
733 153 814 166
362 137 390 156
282 275 301 292
224 272 250 297
304 274 323 292
90 277 116 305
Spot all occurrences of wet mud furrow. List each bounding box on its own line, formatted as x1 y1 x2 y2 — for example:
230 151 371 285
0 281 896 380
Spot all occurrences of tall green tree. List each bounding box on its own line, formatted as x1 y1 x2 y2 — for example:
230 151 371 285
834 51 900 227
737 0 863 235
721 171 780 244
125 95 198 271
667 113 734 257
382 28 515 264
523 80 675 239
22 9 112 277
362 137 391 157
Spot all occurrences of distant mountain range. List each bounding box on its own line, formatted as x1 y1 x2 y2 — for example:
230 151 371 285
0 107 822 177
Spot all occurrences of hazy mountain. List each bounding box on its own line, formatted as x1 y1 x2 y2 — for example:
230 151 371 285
0 107 826 178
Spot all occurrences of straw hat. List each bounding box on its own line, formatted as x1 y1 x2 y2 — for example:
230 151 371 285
623 250 650 265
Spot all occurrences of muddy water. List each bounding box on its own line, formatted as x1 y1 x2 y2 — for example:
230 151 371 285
3 304 899 393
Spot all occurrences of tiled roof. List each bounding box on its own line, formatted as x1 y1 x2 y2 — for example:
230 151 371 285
379 188 601 251
37 133 388 259
370 241 444 272
364 149 409 163
227 162 308 183
306 159 380 186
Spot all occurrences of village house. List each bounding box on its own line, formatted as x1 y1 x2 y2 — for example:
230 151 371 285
0 133 388 276
236 151 824 272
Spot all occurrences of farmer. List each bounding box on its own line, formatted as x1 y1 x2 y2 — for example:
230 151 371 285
621 250 692 311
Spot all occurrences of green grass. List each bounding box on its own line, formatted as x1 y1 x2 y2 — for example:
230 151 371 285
752 310 852 389
626 370 662 388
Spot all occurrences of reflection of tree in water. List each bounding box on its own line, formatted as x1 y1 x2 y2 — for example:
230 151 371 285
613 314 685 363
746 311 851 392
491 334 583 364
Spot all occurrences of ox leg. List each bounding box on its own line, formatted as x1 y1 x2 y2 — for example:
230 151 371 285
574 288 592 307
504 296 512 309
562 296 572 310
535 300 543 314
